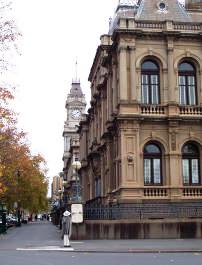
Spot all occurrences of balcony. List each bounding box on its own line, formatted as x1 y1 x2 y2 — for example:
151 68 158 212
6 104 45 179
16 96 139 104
179 106 202 116
144 187 168 197
183 187 202 197
141 105 166 115
138 105 202 119
143 186 202 199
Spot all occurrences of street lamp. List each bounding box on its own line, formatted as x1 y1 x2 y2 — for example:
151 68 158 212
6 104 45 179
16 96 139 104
58 189 63 230
16 170 21 227
63 180 68 206
72 160 81 201
58 189 62 206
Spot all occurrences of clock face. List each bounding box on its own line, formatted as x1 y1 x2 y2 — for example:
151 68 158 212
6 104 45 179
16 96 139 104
71 108 81 119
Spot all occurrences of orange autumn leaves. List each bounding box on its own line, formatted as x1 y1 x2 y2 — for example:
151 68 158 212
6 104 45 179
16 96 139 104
0 87 48 212
0 1 48 212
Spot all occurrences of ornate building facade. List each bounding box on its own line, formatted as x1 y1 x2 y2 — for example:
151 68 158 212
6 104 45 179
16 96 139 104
79 0 202 238
63 79 86 202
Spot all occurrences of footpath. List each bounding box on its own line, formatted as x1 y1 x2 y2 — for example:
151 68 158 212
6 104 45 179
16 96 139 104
1 221 202 253
71 239 202 253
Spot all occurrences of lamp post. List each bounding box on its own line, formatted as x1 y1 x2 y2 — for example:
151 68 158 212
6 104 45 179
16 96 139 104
63 180 68 208
72 160 81 202
58 189 63 229
16 170 21 227
71 160 82 240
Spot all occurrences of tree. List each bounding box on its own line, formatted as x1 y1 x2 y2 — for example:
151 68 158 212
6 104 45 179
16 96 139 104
0 0 20 73
0 1 48 213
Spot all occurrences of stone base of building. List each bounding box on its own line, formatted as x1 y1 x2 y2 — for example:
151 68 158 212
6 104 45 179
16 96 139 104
71 219 202 240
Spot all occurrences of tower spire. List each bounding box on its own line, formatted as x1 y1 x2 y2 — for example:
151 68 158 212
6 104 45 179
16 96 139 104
72 58 80 84
75 59 78 81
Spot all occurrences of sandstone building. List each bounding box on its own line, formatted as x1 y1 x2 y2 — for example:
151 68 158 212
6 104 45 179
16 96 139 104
79 0 202 239
62 79 86 202
51 175 63 202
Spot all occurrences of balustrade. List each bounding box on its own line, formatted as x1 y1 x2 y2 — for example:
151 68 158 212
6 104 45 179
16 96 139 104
144 188 168 197
183 188 202 197
118 18 201 33
179 106 202 115
141 105 165 115
173 23 201 31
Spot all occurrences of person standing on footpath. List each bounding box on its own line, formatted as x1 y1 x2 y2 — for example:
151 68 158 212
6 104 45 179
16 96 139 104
61 210 72 247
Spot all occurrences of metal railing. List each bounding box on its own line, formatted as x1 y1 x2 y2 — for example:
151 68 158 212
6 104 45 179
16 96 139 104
84 202 202 220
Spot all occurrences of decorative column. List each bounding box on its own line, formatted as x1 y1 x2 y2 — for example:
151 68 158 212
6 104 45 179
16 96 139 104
130 45 136 101
167 38 179 118
119 45 128 101
168 122 182 199
107 71 112 120
200 69 202 105
167 39 175 103
112 58 117 113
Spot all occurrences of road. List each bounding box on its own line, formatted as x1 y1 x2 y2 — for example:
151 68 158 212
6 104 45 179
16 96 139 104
0 221 202 265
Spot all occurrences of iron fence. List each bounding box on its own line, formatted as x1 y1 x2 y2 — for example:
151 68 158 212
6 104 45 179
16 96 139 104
84 202 202 220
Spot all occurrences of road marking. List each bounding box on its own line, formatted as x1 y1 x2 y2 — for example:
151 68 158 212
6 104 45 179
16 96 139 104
16 246 74 252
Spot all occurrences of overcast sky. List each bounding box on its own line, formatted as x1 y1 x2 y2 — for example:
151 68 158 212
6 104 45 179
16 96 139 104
10 0 184 195
10 0 118 194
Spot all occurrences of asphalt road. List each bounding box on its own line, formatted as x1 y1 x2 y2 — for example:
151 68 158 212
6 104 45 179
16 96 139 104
0 221 202 265
0 251 202 265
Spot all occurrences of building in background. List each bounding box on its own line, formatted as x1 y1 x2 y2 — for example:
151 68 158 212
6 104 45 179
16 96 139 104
51 175 63 201
62 78 86 204
79 0 202 239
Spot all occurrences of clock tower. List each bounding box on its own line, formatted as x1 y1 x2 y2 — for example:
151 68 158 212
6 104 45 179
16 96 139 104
63 78 86 174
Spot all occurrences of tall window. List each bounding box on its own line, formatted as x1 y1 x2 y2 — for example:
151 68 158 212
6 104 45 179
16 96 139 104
182 143 200 185
141 60 160 104
178 62 197 105
95 177 101 197
144 143 162 185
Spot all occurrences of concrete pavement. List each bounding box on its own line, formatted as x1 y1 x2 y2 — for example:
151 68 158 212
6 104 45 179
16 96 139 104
0 221 202 253
71 239 202 253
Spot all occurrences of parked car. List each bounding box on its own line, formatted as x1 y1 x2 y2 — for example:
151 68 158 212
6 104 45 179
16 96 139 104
6 215 18 227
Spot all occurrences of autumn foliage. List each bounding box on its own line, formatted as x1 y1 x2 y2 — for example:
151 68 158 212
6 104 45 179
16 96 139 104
0 86 48 212
0 1 48 213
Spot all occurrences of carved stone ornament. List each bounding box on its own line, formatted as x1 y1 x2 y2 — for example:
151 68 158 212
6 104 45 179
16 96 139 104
127 154 134 163
98 67 108 86
90 153 101 176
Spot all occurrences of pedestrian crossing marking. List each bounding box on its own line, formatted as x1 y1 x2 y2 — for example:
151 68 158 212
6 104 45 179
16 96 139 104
16 246 74 252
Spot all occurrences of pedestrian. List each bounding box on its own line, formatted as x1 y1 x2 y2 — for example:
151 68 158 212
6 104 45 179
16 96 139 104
61 210 72 247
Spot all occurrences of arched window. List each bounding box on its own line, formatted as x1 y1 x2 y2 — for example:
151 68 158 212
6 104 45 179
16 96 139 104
141 60 160 104
182 143 200 185
144 143 162 185
178 62 197 105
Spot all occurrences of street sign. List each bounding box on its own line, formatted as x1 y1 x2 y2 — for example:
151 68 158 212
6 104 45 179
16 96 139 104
71 203 83 223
